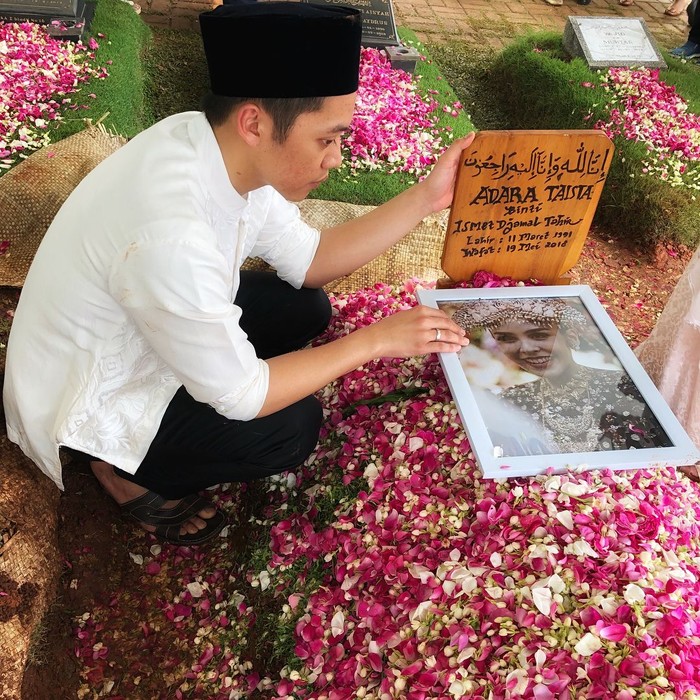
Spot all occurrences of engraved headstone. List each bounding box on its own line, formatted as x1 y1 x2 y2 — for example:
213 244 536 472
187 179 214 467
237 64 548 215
303 0 400 48
442 130 614 286
0 0 90 39
563 16 667 69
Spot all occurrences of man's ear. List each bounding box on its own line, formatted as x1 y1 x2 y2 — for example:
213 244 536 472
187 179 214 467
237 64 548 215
236 103 265 146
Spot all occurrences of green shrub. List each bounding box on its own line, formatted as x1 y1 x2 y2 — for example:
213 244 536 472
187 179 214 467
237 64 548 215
488 32 700 248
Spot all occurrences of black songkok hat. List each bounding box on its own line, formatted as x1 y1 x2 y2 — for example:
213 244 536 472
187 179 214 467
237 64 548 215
199 2 362 98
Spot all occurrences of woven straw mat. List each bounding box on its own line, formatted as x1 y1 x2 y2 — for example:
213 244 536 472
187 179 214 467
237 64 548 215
243 199 448 293
0 127 127 288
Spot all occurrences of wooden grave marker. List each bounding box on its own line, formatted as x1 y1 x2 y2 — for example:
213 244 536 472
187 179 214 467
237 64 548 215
442 130 614 286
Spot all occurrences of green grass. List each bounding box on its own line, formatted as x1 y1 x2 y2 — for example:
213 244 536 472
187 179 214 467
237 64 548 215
51 0 152 141
424 40 510 131
143 27 209 123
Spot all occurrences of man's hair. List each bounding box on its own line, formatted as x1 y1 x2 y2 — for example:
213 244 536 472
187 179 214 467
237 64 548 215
201 92 325 142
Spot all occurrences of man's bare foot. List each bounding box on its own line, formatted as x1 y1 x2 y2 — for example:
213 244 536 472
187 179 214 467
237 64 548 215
664 0 690 15
679 463 700 483
90 460 218 537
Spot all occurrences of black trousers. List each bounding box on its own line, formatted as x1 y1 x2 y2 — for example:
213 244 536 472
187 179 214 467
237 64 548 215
690 0 700 43
112 271 331 499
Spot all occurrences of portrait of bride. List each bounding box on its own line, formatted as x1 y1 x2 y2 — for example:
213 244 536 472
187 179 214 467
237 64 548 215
449 297 672 458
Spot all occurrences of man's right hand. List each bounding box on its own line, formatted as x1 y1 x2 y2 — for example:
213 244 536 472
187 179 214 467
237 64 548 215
362 304 469 359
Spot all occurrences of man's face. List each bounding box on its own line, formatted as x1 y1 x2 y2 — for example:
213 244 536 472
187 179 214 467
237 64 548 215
257 93 356 201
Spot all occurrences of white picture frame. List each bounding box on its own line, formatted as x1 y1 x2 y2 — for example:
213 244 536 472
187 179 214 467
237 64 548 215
417 284 700 479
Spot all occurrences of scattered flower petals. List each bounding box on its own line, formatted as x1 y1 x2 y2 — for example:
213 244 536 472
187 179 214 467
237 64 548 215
0 21 108 170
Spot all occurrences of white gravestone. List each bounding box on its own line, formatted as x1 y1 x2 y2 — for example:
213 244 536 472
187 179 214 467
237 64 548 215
563 16 667 69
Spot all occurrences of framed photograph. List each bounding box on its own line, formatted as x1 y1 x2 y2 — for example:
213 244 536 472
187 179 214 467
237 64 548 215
417 284 700 479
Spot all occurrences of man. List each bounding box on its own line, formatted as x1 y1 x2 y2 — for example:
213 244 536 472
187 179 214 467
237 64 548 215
3 2 471 545
670 0 700 59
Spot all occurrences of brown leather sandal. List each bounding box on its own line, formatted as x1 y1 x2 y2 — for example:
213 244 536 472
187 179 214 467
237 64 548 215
120 490 227 545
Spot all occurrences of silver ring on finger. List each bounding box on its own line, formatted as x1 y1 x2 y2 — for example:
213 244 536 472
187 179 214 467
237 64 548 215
435 328 441 342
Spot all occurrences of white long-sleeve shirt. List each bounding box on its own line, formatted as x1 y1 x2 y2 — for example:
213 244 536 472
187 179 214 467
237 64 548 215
3 112 320 489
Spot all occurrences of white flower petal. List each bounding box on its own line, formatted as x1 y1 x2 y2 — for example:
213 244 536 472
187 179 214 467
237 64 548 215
564 540 598 558
409 601 433 623
506 669 529 695
548 573 566 593
600 596 619 615
442 580 457 596
448 680 465 697
623 583 646 604
187 581 204 598
408 436 424 451
560 481 590 497
363 462 379 482
408 564 432 584
532 586 553 615
331 610 345 637
341 574 360 591
575 632 603 656
555 511 575 530
461 577 477 594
